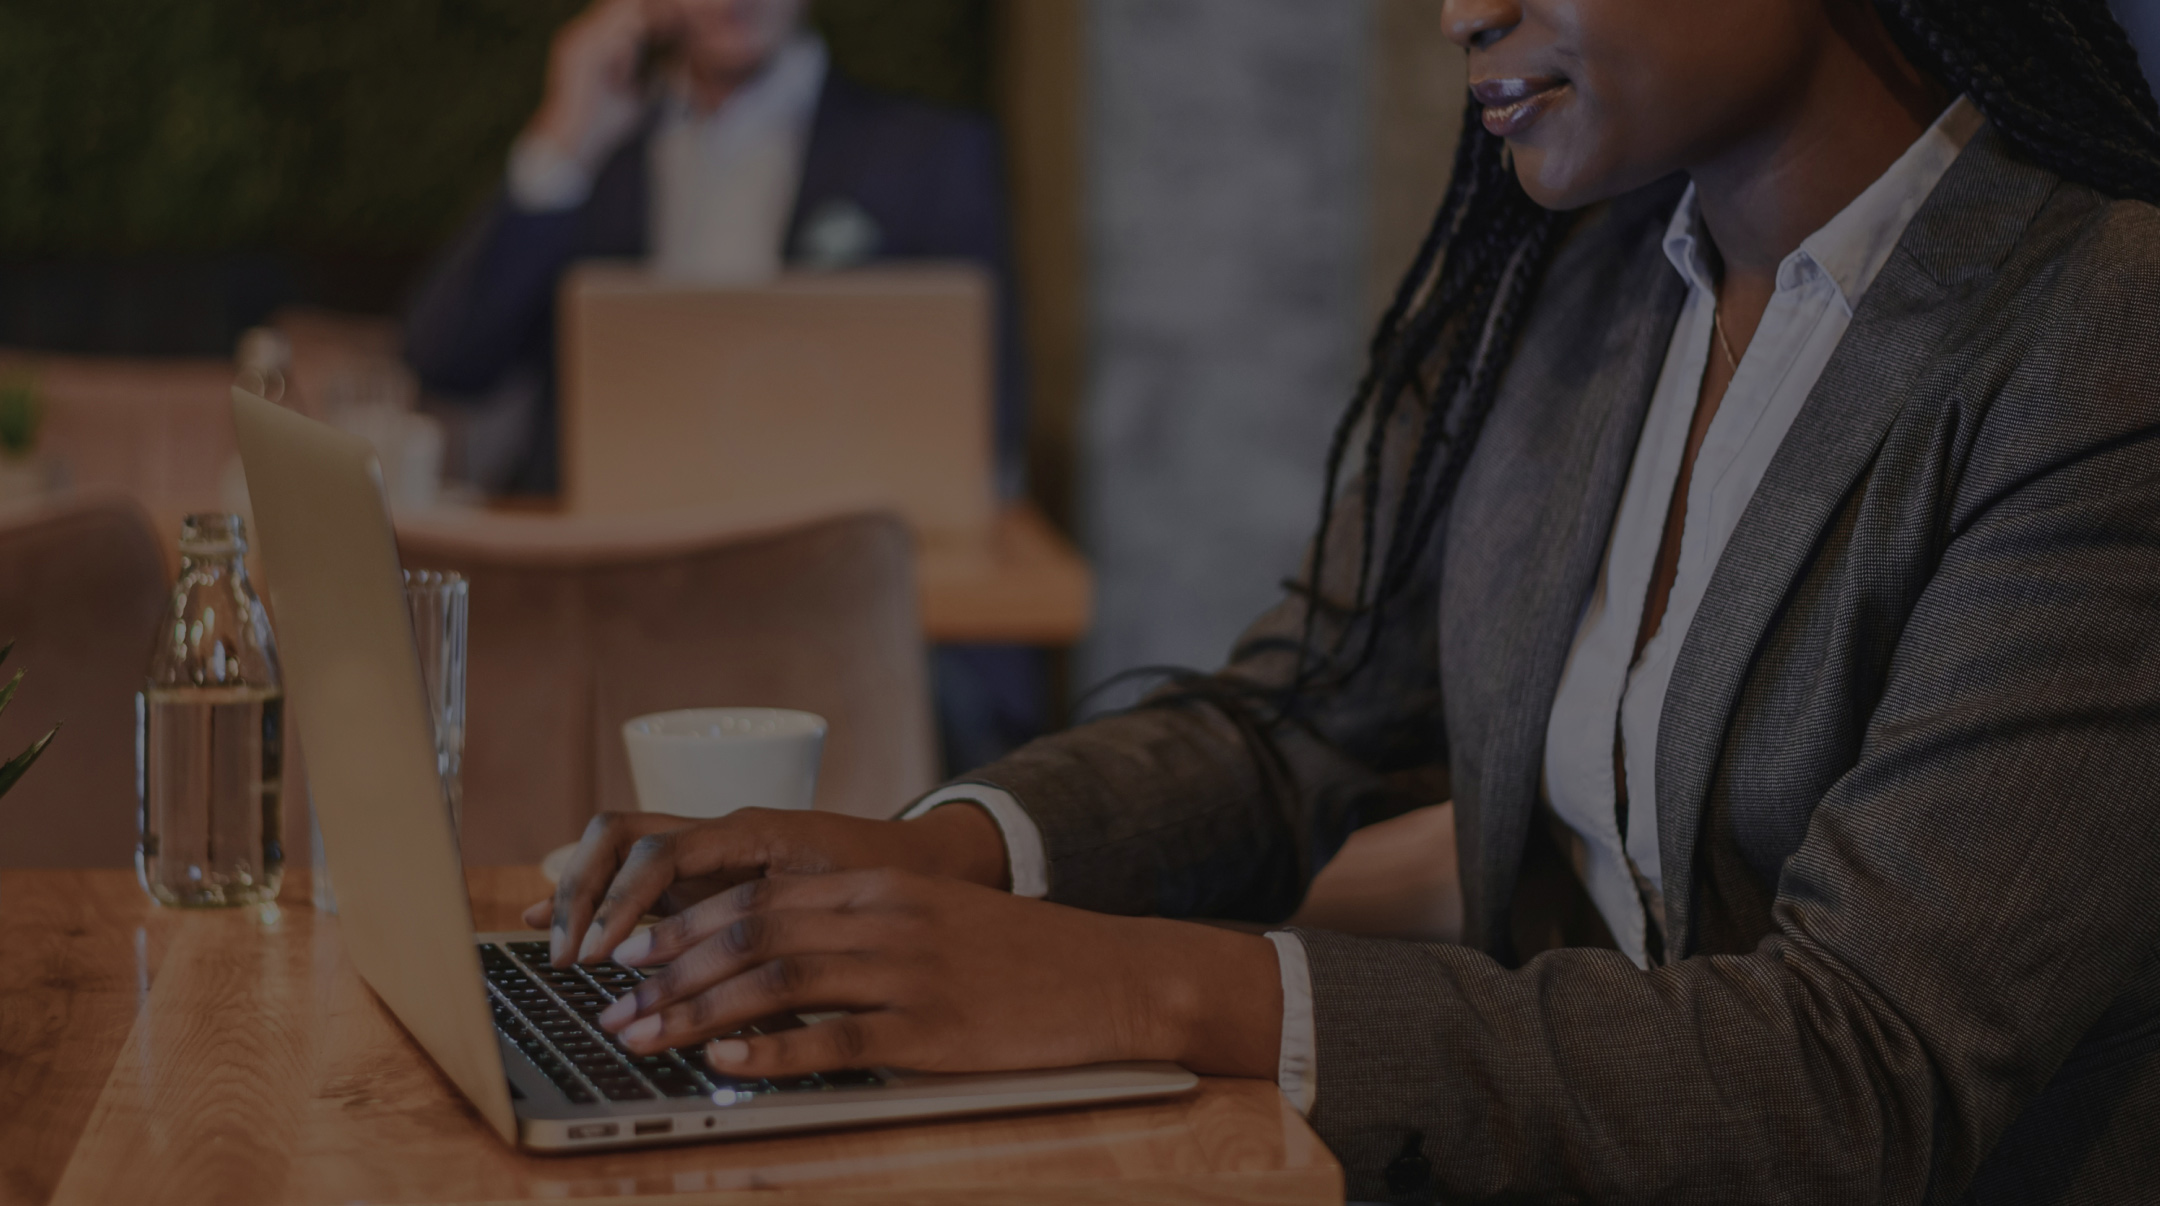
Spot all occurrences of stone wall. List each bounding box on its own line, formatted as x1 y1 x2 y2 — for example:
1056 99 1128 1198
1078 0 1374 702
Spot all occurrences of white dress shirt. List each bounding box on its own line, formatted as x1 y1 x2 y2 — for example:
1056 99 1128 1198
507 34 828 285
910 96 1983 1115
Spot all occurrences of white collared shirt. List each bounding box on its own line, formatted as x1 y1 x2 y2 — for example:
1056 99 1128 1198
506 34 828 285
911 96 1984 1113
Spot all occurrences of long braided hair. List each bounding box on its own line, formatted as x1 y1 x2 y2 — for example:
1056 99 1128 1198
1240 0 2160 717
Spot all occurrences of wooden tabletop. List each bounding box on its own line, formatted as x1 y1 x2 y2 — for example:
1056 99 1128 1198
914 503 1092 645
148 498 1094 648
0 867 1340 1206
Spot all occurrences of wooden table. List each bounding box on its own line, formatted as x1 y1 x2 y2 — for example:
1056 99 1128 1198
464 499 1095 647
1 867 1340 1206
913 503 1091 645
144 498 1093 649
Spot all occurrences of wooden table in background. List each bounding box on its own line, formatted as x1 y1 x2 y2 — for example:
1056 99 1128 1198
914 502 1091 645
146 500 1093 648
0 867 1339 1206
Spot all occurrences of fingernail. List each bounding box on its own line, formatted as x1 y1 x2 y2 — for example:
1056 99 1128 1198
611 929 652 966
621 1015 662 1047
575 922 608 963
707 1038 750 1066
598 995 637 1030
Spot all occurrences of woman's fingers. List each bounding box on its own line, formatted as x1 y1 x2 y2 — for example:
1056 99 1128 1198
534 811 912 966
571 826 698 964
603 886 883 1025
546 811 675 964
542 812 785 966
618 950 883 1053
601 874 912 1052
706 1014 893 1082
609 869 865 967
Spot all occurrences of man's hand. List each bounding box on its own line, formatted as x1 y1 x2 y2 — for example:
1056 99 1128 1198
592 869 1286 1083
524 0 670 170
523 803 1010 967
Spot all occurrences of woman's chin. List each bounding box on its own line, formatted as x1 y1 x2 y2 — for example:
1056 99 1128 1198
1508 151 1588 212
1509 147 1653 214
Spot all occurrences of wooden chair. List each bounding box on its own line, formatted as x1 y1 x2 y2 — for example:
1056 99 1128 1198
394 500 938 865
0 493 167 868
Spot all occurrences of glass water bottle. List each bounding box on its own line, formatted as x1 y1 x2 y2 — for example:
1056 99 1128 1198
137 513 285 907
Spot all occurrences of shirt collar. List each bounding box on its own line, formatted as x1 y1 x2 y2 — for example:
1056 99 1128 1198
1661 94 1985 314
660 32 828 132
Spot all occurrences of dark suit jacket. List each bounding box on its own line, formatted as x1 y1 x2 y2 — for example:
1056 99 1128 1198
951 127 2160 1203
402 73 1021 495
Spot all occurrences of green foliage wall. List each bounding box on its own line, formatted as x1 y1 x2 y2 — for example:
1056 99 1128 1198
0 0 991 260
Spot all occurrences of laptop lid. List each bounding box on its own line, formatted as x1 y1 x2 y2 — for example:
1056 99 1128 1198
231 387 517 1143
559 263 994 537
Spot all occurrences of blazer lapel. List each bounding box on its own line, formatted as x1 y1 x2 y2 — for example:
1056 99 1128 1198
1654 127 2059 954
1447 187 1688 955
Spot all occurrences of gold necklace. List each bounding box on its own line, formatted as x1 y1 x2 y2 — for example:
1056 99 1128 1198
1712 306 1742 372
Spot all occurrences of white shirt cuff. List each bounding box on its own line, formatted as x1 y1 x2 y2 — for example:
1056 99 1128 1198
899 785 1048 899
507 133 598 212
1265 930 1318 1115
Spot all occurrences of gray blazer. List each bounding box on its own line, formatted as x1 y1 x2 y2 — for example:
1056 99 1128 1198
956 127 2160 1203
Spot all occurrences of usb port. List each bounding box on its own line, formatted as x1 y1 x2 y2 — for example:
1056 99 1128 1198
634 1119 673 1136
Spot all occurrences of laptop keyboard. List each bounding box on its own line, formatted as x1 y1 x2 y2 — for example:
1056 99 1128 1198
480 941 886 1106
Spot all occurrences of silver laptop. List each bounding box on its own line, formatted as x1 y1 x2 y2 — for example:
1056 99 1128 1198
230 387 1195 1153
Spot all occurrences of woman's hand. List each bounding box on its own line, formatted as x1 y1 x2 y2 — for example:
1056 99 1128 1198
524 803 1010 966
591 869 1285 1082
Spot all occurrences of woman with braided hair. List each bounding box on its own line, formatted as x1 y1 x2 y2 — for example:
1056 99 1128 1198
530 0 2160 1198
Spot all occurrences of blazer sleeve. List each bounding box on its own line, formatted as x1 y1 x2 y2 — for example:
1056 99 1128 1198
402 193 588 395
1293 415 2160 1202
403 129 648 396
947 402 1455 922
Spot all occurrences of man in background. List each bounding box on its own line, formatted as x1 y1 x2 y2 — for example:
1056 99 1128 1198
405 0 1038 771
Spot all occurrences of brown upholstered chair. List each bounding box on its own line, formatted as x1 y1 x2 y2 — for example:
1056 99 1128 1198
393 499 938 865
0 493 168 868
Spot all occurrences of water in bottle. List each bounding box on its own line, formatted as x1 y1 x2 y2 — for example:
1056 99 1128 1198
137 514 285 906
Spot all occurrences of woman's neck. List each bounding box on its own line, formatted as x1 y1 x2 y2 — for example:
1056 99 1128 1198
1689 3 1951 287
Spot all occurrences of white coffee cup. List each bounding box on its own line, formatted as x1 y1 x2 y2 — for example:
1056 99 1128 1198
621 708 826 819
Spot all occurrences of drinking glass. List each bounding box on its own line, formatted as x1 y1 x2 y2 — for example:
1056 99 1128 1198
404 570 468 835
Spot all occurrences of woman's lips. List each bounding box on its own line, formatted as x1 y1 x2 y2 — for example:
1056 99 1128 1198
1471 77 1569 138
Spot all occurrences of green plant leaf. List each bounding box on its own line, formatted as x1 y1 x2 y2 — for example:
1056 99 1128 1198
0 639 13 667
0 667 22 723
0 381 38 456
0 723 57 798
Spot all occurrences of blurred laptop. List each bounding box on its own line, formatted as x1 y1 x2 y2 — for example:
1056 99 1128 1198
231 387 1193 1153
560 263 995 539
